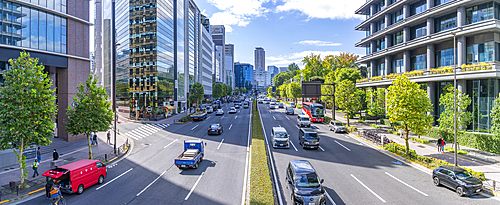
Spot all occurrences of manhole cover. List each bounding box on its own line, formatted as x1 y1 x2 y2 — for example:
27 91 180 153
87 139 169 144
417 145 426 148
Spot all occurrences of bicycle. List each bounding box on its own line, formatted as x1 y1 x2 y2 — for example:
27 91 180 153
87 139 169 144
49 195 66 205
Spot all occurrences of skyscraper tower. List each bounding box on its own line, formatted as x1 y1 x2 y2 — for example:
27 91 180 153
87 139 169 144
254 47 265 71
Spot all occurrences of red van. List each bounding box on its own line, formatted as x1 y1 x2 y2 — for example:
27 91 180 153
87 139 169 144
42 159 107 194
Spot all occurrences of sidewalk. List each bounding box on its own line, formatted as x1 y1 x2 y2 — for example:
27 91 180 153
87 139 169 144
326 108 500 191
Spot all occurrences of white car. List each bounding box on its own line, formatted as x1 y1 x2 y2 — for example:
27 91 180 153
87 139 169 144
229 107 237 114
270 102 277 109
216 109 224 115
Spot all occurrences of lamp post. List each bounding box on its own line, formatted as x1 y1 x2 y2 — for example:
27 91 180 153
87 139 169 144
451 31 458 167
112 0 117 154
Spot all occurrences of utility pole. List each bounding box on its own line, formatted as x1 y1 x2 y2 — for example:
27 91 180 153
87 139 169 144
112 0 117 154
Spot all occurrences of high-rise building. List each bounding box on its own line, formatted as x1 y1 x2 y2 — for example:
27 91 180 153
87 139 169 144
234 62 254 90
225 44 234 89
254 67 268 90
211 25 225 83
200 16 213 97
187 0 201 102
354 0 500 133
95 0 103 87
254 47 265 70
214 45 223 83
0 0 90 141
279 66 288 73
268 65 279 86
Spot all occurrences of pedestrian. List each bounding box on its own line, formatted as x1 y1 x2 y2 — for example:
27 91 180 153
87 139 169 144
437 137 443 152
36 147 41 163
441 138 446 152
107 131 111 144
53 149 59 161
93 133 98 146
32 159 39 177
45 177 54 198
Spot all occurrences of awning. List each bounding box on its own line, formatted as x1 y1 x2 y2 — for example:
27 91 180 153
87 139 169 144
165 106 175 109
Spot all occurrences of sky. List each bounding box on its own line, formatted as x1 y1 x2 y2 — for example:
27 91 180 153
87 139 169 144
90 0 368 70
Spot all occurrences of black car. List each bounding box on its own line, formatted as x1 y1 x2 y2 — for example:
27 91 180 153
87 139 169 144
208 124 223 135
298 128 320 149
286 160 326 205
433 165 483 196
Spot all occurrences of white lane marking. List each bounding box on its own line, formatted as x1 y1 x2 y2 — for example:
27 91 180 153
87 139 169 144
351 174 386 203
269 111 271 113
145 124 161 131
289 141 298 152
206 116 211 120
136 127 154 135
273 116 276 120
164 139 178 149
124 133 139 140
185 172 205 200
325 191 337 205
285 116 290 120
229 124 233 130
137 170 167 196
217 139 224 150
96 168 133 190
191 124 199 130
279 125 281 127
345 135 350 138
385 172 428 196
241 104 252 205
335 140 351 151
221 116 224 119
131 130 145 138
141 125 158 132
319 146 325 152
295 125 300 129
235 116 238 119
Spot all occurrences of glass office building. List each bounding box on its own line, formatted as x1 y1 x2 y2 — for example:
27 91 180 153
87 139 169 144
234 62 254 90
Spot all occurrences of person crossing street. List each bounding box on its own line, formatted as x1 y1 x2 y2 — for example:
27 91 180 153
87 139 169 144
32 159 39 177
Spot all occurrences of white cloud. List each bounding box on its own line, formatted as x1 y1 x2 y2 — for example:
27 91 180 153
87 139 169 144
297 40 342 47
208 0 270 32
276 0 366 20
267 50 344 68
279 16 284 19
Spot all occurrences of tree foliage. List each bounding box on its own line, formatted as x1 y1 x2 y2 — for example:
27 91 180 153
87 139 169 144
287 82 301 103
188 82 204 107
0 51 58 185
491 93 500 135
335 68 361 84
335 79 361 126
438 85 472 133
213 83 223 98
66 75 114 159
366 88 386 124
387 75 433 153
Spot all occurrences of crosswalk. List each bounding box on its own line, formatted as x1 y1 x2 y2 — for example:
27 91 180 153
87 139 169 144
123 123 170 140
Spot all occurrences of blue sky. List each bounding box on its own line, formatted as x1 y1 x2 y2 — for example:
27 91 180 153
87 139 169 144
195 0 368 69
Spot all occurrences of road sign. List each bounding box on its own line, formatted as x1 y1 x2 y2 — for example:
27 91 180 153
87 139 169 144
147 106 152 113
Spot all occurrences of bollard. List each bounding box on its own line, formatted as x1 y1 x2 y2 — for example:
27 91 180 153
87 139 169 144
105 154 107 161
494 180 496 191
16 185 19 195
381 136 384 147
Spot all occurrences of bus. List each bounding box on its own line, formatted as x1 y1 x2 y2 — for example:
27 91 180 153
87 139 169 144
302 102 325 122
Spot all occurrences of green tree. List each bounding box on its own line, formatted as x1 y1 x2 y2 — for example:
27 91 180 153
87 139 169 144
287 82 301 103
241 87 247 94
266 87 273 98
188 82 204 107
438 85 472 134
335 79 361 126
321 72 335 119
387 75 433 153
66 75 114 159
288 62 300 72
491 93 500 135
279 84 288 99
234 87 240 95
222 84 228 97
0 51 57 185
366 88 386 124
213 83 223 98
335 68 361 84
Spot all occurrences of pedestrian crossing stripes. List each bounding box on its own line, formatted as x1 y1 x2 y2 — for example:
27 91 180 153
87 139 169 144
124 123 170 140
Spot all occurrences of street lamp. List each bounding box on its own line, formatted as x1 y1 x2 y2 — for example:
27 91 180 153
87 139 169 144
450 31 458 167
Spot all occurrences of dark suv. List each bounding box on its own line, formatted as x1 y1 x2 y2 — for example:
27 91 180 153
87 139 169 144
286 160 326 205
285 106 294 115
433 165 483 196
298 128 320 149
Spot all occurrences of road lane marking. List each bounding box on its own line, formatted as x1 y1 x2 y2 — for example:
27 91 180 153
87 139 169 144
351 174 386 203
221 116 224 119
285 116 290 120
206 116 211 120
289 141 298 152
185 172 205 200
295 125 300 129
96 168 133 190
137 170 167 196
191 124 199 130
385 172 428 196
217 139 224 150
273 116 276 120
325 191 337 205
235 116 237 119
279 125 281 127
345 135 350 138
124 133 139 140
319 146 325 152
229 124 233 130
335 140 351 151
164 139 178 149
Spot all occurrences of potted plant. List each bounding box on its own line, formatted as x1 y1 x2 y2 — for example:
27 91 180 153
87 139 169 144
153 107 158 118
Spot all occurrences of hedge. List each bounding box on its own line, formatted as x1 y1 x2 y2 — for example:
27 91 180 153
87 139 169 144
425 127 500 155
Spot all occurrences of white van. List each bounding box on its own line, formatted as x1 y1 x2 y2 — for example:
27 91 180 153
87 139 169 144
271 127 289 148
297 115 311 127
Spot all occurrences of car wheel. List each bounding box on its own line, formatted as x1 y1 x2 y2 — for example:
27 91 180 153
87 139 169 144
194 161 199 169
200 156 203 162
77 184 84 195
98 175 104 184
456 187 464 197
433 177 440 186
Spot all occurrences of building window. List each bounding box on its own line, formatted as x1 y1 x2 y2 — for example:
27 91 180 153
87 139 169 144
376 62 385 76
435 48 454 67
366 28 370 37
391 9 404 24
466 41 496 64
391 31 403 46
434 13 457 32
375 38 385 51
374 1 385 14
466 2 494 24
374 19 385 33
411 53 426 70
392 59 404 73
390 0 400 4
434 0 452 6
366 47 371 55
410 0 427 16
410 23 427 40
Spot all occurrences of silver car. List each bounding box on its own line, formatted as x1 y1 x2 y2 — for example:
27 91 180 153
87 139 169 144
329 120 347 133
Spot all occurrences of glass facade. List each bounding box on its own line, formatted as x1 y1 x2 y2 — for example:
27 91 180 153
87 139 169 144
1 0 66 53
391 9 403 25
434 13 456 32
376 62 385 76
20 0 66 13
411 53 426 70
466 2 494 25
375 38 385 51
176 0 185 101
466 41 497 64
391 30 403 46
374 19 385 33
234 63 253 89
435 48 454 67
434 0 452 6
374 1 385 14
391 58 403 73
366 46 370 55
410 23 427 40
467 79 499 133
410 0 427 16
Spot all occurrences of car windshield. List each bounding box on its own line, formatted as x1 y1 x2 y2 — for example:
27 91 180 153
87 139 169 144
334 121 344 126
275 132 288 138
295 174 321 188
301 117 310 121
455 171 473 180
287 107 293 111
211 125 219 129
312 106 324 117
306 133 318 139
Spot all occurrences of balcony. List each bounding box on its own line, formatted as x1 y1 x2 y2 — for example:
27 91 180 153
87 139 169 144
355 0 408 31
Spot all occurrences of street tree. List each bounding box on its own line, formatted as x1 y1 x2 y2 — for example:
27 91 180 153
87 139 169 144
335 68 361 84
241 87 247 94
335 79 361 127
0 51 58 185
491 93 500 135
188 82 204 107
387 75 433 153
321 72 335 119
213 83 223 99
234 87 240 95
227 86 233 96
66 75 114 159
288 62 300 72
366 88 386 124
266 87 273 98
438 85 472 135
287 82 301 104
279 84 288 100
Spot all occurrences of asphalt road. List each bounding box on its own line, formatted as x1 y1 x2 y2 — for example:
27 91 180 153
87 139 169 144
257 102 500 205
18 102 251 205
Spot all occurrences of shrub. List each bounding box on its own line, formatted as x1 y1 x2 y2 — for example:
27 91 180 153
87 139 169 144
347 126 358 133
444 147 469 155
179 114 192 122
425 127 500 154
380 118 385 124
369 124 382 129
357 120 365 123
410 137 430 144
324 116 332 124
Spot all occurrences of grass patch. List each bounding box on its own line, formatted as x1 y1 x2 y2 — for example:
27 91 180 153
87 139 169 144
325 116 332 124
410 137 430 144
369 124 382 129
444 146 469 155
357 120 365 123
250 100 274 204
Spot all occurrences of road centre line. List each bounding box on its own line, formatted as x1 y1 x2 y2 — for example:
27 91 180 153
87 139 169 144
235 116 237 119
325 191 337 205
285 116 290 120
385 172 428 196
351 174 386 203
96 168 133 190
335 140 351 151
184 172 205 200
229 124 233 130
206 116 211 120
273 116 276 120
217 139 224 150
137 170 167 196
164 139 178 149
319 146 325 152
191 124 199 130
289 141 298 152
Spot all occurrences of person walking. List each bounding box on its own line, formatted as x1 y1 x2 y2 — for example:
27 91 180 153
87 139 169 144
437 137 443 152
32 159 39 177
93 133 98 146
36 147 41 163
441 138 446 152
53 149 59 161
107 131 111 144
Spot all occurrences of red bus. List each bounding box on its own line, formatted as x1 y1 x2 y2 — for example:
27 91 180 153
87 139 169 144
302 102 325 122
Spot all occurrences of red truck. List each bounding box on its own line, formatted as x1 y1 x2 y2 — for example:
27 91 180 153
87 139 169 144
42 159 107 194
